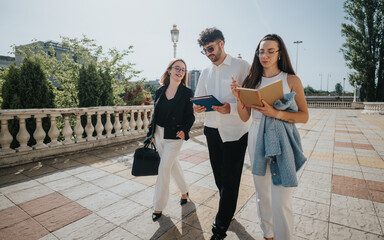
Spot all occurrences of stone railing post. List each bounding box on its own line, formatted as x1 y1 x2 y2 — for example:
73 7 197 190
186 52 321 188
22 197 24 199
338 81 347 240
85 111 96 141
143 109 150 132
121 110 129 136
0 116 15 154
114 111 122 137
95 111 105 139
136 109 144 133
16 115 32 152
129 109 137 134
32 114 48 150
62 114 74 145
74 112 85 143
48 113 62 147
104 110 114 138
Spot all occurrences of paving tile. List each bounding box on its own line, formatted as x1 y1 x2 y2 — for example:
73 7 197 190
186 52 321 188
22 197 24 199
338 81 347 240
194 175 217 191
34 202 92 232
332 175 370 200
91 174 126 189
0 218 49 240
186 184 216 205
182 204 216 233
61 165 95 175
293 214 328 240
294 187 331 205
329 223 384 240
133 175 157 186
76 190 123 211
59 182 102 201
162 194 198 221
183 170 205 184
108 180 148 197
330 205 382 235
99 163 129 173
99 227 141 240
0 173 28 186
121 209 177 240
114 168 135 180
187 164 212 176
18 192 72 217
182 155 208 165
158 220 210 240
226 218 264 240
96 199 147 225
371 190 384 203
32 171 72 184
74 168 109 181
235 195 258 223
331 194 375 215
0 205 30 229
0 179 41 195
44 175 84 192
293 198 329 221
52 213 115 240
21 163 58 177
6 184 54 205
333 168 364 179
0 194 14 211
128 186 154 208
86 159 116 168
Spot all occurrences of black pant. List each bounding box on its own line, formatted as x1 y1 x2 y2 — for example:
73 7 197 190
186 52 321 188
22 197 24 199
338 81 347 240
204 127 248 235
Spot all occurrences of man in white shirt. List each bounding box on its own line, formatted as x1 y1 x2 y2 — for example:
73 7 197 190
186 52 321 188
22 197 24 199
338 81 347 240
194 27 250 240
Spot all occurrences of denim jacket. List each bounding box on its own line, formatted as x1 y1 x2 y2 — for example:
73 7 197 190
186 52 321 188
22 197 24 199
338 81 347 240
252 92 307 187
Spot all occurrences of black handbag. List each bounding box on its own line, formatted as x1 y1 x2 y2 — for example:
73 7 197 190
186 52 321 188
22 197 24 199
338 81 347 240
131 142 160 176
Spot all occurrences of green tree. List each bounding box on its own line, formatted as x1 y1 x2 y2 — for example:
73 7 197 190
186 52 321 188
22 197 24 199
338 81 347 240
1 57 55 148
12 35 144 107
335 83 343 96
341 0 384 101
78 61 103 107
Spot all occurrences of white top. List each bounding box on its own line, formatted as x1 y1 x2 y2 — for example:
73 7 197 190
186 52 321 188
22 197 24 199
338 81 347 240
194 54 251 142
252 71 291 120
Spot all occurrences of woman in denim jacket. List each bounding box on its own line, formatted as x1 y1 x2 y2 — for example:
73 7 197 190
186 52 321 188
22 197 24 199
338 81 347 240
231 34 308 240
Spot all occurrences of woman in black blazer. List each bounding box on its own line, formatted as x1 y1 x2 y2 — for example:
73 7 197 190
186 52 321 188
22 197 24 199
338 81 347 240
147 59 195 221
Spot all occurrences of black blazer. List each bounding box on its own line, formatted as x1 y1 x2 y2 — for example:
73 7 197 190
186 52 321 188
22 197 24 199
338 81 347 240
147 84 195 141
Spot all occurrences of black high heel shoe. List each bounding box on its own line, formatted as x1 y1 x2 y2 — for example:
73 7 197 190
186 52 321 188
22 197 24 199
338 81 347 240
152 211 162 221
180 192 189 205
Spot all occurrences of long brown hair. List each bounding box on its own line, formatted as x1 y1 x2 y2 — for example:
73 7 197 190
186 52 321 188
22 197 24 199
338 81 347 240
243 34 295 89
159 59 188 86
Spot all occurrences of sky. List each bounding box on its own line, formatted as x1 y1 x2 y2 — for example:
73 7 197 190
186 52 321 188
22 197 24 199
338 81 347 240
0 0 353 92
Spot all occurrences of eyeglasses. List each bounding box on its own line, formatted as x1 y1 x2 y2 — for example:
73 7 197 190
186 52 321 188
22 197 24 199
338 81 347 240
172 66 186 73
201 41 221 55
256 49 280 57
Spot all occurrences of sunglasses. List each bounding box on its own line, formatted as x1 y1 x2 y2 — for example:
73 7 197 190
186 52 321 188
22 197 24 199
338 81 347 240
201 41 221 55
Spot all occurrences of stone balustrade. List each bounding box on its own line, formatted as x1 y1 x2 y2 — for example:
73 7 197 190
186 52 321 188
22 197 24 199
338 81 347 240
362 102 384 114
0 106 206 167
307 101 353 109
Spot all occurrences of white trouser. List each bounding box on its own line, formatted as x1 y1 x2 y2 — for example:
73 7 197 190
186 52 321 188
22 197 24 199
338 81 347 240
153 125 188 211
249 119 294 240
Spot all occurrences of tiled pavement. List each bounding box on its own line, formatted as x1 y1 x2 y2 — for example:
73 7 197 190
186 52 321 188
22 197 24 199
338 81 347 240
0 109 384 240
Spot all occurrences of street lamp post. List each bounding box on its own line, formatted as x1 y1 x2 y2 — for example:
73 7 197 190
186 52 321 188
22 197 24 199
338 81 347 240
170 24 179 58
327 74 331 92
342 77 345 102
319 73 323 91
293 41 303 74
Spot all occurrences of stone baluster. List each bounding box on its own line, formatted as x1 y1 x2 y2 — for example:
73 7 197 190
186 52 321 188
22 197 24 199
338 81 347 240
129 109 137 134
62 114 74 145
85 111 96 141
74 112 85 143
104 111 114 138
0 116 15 154
95 111 105 139
114 111 122 137
32 114 48 149
48 113 62 147
143 109 150 132
16 115 32 152
121 110 129 136
136 109 143 133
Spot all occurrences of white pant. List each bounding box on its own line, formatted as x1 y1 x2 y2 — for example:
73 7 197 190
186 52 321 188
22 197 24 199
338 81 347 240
249 120 294 240
153 125 188 211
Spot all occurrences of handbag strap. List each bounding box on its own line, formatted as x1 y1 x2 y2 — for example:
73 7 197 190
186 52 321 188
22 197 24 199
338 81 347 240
144 142 157 151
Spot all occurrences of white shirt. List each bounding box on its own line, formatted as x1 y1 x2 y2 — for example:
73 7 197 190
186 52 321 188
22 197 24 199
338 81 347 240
194 54 251 142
